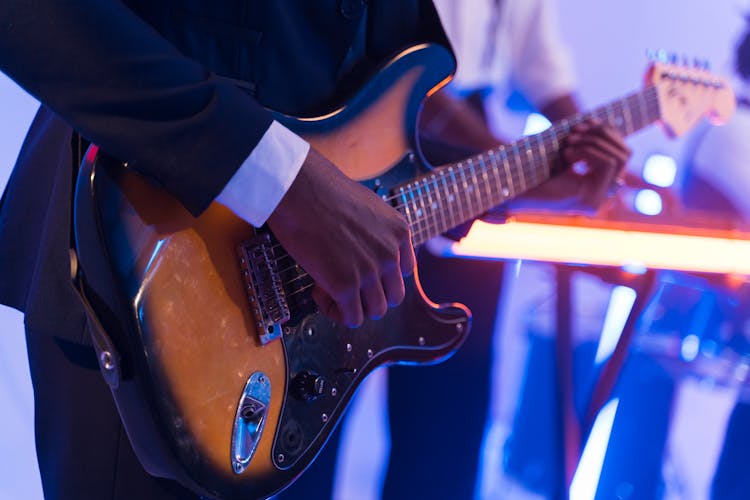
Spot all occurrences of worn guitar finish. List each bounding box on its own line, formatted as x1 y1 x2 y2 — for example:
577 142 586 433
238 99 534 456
75 44 468 500
73 43 735 499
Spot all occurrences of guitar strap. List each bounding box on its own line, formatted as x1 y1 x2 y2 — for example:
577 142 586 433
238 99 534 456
69 131 122 389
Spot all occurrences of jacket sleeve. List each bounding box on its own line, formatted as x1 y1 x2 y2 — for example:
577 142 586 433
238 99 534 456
0 0 273 216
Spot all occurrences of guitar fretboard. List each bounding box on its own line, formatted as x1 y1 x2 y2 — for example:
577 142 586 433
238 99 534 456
394 86 661 246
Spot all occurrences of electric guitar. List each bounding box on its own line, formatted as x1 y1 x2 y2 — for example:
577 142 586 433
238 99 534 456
72 43 735 499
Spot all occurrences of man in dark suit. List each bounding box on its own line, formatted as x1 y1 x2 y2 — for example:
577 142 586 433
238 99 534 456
0 1 628 499
0 2 447 498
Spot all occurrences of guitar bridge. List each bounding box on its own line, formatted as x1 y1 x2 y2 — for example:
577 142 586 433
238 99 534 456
238 232 290 345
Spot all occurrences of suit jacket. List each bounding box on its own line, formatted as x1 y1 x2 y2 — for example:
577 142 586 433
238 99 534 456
0 0 449 341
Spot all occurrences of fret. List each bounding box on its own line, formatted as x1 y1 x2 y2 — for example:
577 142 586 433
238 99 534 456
520 142 533 187
548 126 561 156
478 155 494 210
644 92 654 126
466 158 484 214
627 98 639 131
413 179 431 240
604 103 617 130
488 150 506 204
613 102 629 135
418 179 435 236
421 176 441 236
448 166 466 224
512 144 526 193
430 173 449 234
637 91 648 131
398 186 413 230
628 95 639 131
406 183 425 241
501 149 515 199
622 100 634 135
646 87 659 123
457 163 476 220
529 140 543 186
536 133 549 182
439 169 458 229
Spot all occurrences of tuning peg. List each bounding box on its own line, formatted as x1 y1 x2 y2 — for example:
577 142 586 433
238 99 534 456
691 58 710 71
657 48 668 63
669 52 679 64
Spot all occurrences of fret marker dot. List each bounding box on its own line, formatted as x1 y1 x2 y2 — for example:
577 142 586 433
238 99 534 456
502 188 510 197
449 195 455 202
416 209 423 217
431 202 438 209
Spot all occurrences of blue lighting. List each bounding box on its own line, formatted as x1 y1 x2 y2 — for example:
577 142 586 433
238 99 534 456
642 154 677 187
680 334 700 362
569 398 620 500
523 113 552 135
621 262 647 275
634 189 663 216
595 286 637 364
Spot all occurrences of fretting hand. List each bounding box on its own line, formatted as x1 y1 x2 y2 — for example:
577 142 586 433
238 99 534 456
505 118 631 214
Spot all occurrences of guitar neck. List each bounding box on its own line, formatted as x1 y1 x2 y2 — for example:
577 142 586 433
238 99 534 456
396 85 660 246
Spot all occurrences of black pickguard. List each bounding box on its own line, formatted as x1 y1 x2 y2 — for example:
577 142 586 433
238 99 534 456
268 153 471 473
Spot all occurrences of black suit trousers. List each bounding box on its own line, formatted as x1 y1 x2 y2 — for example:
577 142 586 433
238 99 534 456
25 327 200 500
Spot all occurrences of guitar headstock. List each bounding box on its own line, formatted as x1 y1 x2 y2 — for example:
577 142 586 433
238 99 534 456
647 61 736 138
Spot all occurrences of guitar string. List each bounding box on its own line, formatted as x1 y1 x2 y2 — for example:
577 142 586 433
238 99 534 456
266 87 658 254
264 88 661 284
263 89 661 267
391 88 659 222
398 88 661 243
267 87 660 253
261 87 661 291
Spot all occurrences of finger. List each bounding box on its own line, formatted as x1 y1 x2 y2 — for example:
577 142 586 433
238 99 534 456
360 276 388 320
312 286 342 324
570 148 622 205
574 121 631 156
382 265 406 307
568 133 630 163
564 146 620 174
335 289 364 328
399 238 416 277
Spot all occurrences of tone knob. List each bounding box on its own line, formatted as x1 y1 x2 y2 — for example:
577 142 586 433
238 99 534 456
291 370 327 402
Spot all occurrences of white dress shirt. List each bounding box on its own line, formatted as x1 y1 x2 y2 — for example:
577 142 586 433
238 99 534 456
216 121 309 227
433 0 577 136
434 0 576 104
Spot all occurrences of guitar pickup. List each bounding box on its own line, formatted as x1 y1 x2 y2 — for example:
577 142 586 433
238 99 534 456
238 232 290 345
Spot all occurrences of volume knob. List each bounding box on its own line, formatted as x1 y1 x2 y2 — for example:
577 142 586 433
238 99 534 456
291 370 327 402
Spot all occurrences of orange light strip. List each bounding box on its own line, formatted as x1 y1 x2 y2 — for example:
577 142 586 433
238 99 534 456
448 220 750 274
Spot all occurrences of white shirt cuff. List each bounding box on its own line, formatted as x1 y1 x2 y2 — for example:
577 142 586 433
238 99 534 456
216 120 310 227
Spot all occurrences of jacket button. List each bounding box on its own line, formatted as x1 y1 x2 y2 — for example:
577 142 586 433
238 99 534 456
340 0 366 19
